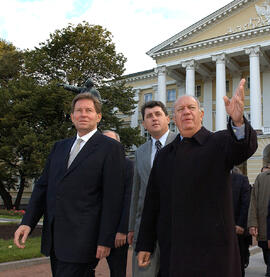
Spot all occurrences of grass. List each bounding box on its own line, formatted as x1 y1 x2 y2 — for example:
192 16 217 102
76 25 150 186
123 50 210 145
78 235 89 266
0 236 43 263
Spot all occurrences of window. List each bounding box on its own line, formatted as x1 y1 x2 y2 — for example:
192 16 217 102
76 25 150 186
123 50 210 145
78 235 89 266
226 80 230 92
247 77 250 89
167 89 176 102
195 85 201 97
144 93 152 102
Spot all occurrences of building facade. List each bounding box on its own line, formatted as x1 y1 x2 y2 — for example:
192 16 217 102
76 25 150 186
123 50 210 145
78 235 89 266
125 0 270 183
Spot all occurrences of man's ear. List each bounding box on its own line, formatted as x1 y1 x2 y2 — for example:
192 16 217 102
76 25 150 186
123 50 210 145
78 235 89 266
200 109 204 122
70 113 74 124
97 113 102 123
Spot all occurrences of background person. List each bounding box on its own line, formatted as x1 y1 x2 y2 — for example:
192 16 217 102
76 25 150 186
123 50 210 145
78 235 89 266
102 130 134 277
248 168 270 276
231 167 251 277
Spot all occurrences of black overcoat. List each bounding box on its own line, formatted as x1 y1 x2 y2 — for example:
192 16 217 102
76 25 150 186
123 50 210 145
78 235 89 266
136 119 257 277
22 131 125 263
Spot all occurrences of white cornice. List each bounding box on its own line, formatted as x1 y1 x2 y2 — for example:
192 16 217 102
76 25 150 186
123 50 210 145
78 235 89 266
125 71 157 83
147 0 254 57
152 25 270 59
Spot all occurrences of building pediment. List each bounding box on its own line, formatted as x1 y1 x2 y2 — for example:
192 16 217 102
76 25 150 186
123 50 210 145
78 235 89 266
148 0 270 58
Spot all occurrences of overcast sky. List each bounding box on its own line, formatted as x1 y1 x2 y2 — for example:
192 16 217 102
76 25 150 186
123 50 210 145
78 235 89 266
0 0 232 74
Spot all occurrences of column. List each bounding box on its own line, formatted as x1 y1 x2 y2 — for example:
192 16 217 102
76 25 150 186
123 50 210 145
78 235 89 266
182 60 196 95
203 79 213 131
262 71 270 129
155 66 167 104
245 46 262 130
130 89 140 128
212 53 227 131
152 85 158 100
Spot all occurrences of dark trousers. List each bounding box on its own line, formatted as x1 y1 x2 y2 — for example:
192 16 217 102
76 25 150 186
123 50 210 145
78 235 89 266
50 249 99 277
237 235 247 277
106 243 129 277
258 241 270 276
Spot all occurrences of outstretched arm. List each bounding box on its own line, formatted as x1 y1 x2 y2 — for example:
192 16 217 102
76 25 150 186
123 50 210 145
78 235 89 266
223 78 245 126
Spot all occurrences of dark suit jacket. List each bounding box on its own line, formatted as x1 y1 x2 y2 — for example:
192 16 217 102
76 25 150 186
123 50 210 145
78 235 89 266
136 118 257 277
231 172 250 229
116 158 134 235
22 131 125 263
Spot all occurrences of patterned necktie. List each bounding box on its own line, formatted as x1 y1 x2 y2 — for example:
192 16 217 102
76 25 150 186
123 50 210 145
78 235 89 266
68 138 83 168
155 140 162 158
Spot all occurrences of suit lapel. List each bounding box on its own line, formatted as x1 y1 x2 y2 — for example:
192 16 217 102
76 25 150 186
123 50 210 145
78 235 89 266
141 140 151 175
65 131 101 176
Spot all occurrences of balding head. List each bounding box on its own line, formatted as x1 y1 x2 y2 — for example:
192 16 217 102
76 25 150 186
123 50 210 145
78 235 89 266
173 95 204 137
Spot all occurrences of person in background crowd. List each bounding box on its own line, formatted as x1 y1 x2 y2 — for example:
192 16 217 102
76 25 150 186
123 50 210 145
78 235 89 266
261 164 270 173
231 167 251 277
128 100 176 277
248 167 270 276
102 130 134 277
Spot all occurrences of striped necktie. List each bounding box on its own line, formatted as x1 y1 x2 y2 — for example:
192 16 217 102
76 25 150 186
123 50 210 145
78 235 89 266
154 140 162 159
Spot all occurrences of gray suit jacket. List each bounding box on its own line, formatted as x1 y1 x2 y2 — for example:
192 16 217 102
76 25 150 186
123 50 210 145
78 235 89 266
128 131 177 246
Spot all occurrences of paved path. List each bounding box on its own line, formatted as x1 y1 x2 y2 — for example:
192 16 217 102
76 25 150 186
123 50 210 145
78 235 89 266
0 248 268 276
246 251 267 276
0 249 133 277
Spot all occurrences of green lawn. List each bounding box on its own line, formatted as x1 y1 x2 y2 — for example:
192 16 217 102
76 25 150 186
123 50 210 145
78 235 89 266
0 236 43 263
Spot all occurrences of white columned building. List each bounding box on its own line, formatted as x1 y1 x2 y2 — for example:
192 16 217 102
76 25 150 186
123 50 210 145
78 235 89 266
232 75 241 94
262 71 270 131
152 84 158 101
212 53 227 131
130 89 140 128
245 46 262 130
176 81 185 97
203 78 213 131
155 66 167 104
182 60 196 96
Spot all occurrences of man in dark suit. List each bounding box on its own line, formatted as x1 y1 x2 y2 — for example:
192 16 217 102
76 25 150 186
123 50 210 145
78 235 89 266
231 168 251 277
102 130 134 277
14 92 125 277
136 79 258 277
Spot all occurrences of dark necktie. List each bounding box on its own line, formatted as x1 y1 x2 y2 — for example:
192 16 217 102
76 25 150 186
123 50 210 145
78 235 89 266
155 140 162 157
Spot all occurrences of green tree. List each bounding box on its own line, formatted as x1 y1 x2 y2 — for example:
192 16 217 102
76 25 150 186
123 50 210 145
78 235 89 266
0 77 74 209
24 21 144 150
0 39 23 87
0 22 144 209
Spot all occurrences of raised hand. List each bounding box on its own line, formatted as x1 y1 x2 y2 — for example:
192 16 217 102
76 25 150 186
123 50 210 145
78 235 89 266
223 78 245 126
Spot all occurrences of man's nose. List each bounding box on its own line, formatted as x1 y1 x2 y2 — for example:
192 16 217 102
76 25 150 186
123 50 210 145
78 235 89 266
183 107 191 114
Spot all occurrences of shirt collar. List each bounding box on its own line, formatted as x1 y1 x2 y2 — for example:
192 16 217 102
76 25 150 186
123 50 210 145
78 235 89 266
76 128 97 143
177 127 212 146
151 129 169 148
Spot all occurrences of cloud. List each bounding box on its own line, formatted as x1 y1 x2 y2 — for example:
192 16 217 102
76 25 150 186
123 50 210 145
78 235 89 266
0 0 232 74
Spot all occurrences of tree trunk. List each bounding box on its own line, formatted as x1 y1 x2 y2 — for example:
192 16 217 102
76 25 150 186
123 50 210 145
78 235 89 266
14 176 25 210
0 182 13 209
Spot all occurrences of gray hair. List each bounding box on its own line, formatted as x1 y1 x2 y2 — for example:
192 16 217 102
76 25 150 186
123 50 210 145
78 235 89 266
174 94 201 110
102 130 120 142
